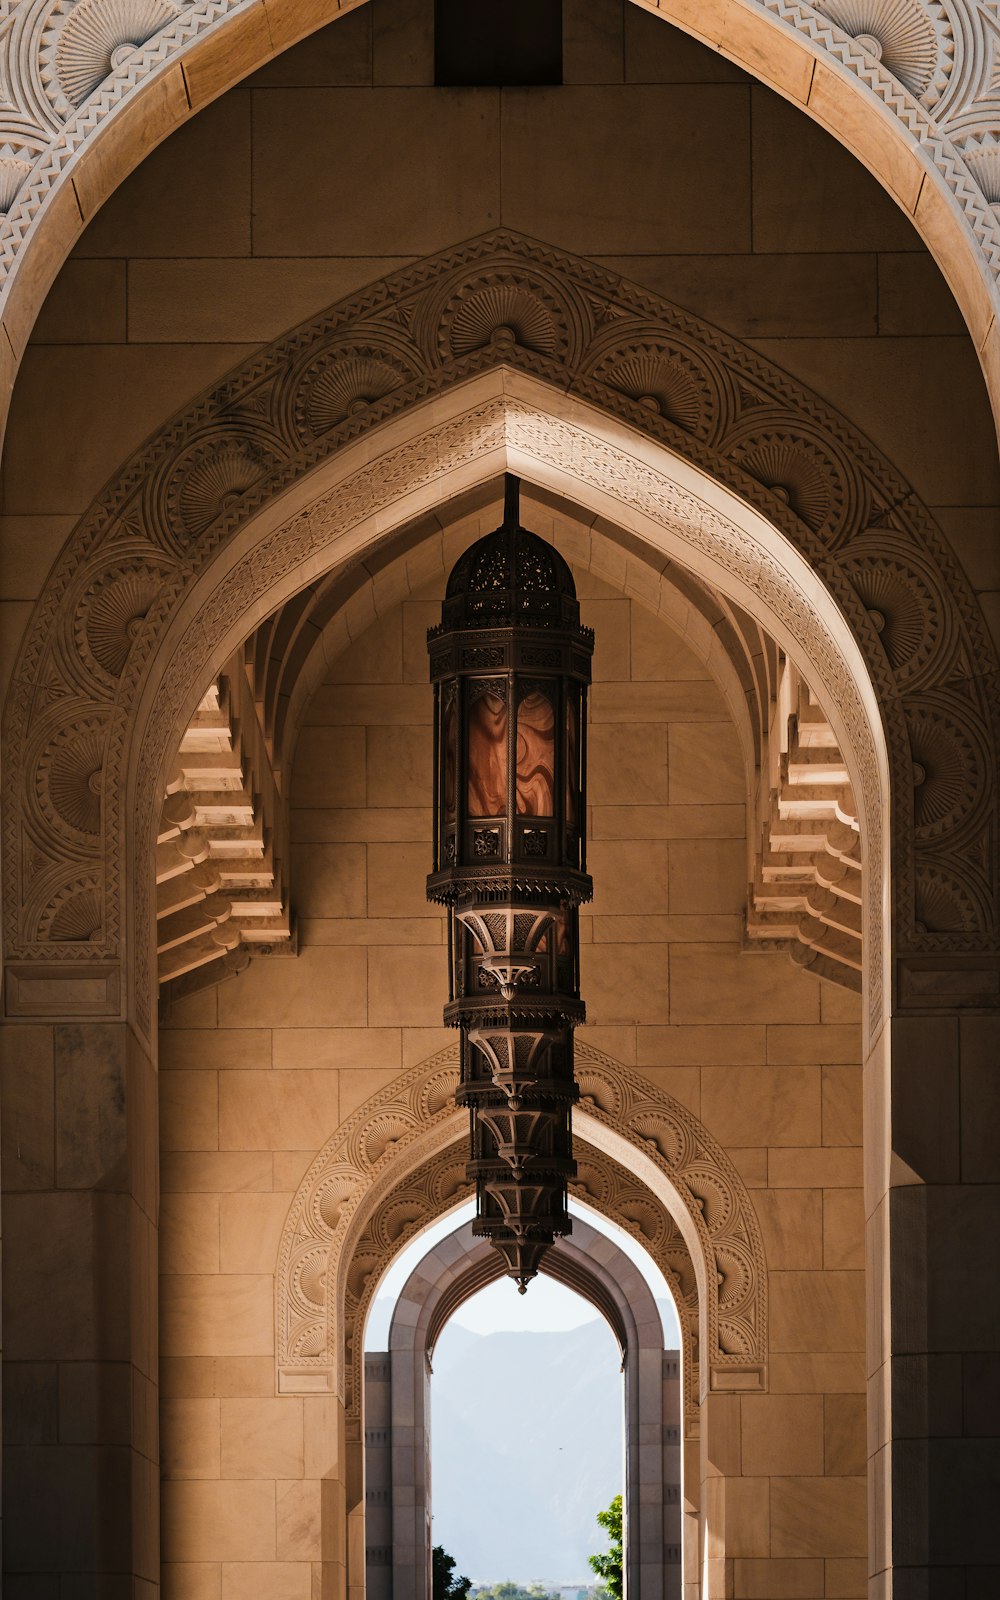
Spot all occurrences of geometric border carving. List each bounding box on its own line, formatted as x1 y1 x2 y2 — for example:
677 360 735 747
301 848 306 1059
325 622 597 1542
275 1041 768 1413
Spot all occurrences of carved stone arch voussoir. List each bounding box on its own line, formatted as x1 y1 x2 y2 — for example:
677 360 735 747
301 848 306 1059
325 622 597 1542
275 1042 769 1420
3 232 997 1038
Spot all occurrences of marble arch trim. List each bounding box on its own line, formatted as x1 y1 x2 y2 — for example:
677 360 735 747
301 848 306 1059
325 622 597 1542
2 1 1000 437
274 1040 768 1414
5 233 996 1045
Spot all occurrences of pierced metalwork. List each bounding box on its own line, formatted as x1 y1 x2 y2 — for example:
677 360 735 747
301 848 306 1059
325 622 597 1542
428 475 593 1290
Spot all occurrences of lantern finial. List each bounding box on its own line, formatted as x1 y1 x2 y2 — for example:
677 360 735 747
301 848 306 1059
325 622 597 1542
428 478 594 1287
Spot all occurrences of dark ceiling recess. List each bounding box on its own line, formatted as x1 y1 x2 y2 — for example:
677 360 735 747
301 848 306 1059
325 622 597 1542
435 0 563 86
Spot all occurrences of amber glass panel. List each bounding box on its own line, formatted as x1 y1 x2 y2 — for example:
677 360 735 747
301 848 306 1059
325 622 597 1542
442 691 458 825
565 693 578 827
516 686 555 816
467 685 508 816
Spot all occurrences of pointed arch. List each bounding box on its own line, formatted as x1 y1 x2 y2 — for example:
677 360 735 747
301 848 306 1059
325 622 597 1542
275 1040 768 1411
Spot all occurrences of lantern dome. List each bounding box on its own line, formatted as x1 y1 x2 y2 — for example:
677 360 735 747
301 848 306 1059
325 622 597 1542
436 476 581 633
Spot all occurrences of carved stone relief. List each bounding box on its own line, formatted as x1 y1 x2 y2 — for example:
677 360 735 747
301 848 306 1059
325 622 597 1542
3 233 996 1039
275 1041 768 1419
2 0 1000 429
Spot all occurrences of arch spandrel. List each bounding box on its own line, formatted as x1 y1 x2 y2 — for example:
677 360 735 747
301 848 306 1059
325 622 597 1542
3 233 997 1040
2 2 1000 444
275 1041 768 1421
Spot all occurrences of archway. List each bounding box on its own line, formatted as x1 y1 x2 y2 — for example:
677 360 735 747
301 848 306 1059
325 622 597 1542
274 1041 765 1599
3 236 995 1596
367 1214 682 1600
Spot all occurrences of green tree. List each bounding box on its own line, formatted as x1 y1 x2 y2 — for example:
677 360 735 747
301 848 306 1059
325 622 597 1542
588 1494 623 1600
432 1545 472 1600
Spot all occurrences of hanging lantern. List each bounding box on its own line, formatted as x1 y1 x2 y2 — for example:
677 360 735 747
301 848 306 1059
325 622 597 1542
427 476 593 1291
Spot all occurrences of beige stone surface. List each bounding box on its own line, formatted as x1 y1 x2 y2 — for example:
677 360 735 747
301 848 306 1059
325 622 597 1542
751 90 917 254
589 722 670 805
740 1393 825 1477
161 1399 221 1480
732 1558 825 1599
701 1064 820 1147
770 1271 865 1354
670 945 820 1025
581 940 670 1025
253 88 499 256
161 1480 276 1562
220 1398 304 1479
667 722 744 806
160 1275 273 1358
221 1563 311 1600
292 843 367 919
128 257 410 344
503 84 751 255
270 1028 401 1072
161 1073 219 1153
276 1479 323 1560
291 727 367 809
768 1353 866 1395
588 839 671 914
769 1475 866 1557
160 1195 221 1276
752 1188 823 1270
159 1031 272 1073
668 838 744 915
219 1071 341 1153
217 948 367 1029
823 1189 865 1273
635 1024 766 1065
219 1194 291 1274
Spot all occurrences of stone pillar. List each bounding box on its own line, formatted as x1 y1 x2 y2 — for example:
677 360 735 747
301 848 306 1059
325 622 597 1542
867 1001 1000 1597
345 1416 365 1600
662 1351 683 1600
389 1343 431 1600
364 1354 393 1600
1 1019 159 1596
699 1392 743 1600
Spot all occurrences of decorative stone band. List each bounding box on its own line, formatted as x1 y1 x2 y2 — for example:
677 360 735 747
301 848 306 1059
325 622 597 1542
274 1042 768 1417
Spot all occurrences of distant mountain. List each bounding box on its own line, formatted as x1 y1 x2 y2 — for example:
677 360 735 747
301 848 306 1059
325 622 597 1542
430 1319 624 1585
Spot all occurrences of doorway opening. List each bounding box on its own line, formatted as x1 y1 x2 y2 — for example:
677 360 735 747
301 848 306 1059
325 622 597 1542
364 1202 683 1600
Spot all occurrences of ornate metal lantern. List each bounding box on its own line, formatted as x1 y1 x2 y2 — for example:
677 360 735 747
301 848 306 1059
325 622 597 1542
427 476 593 1290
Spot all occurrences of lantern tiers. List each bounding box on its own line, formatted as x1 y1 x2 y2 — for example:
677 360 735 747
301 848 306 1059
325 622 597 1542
428 475 593 1291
